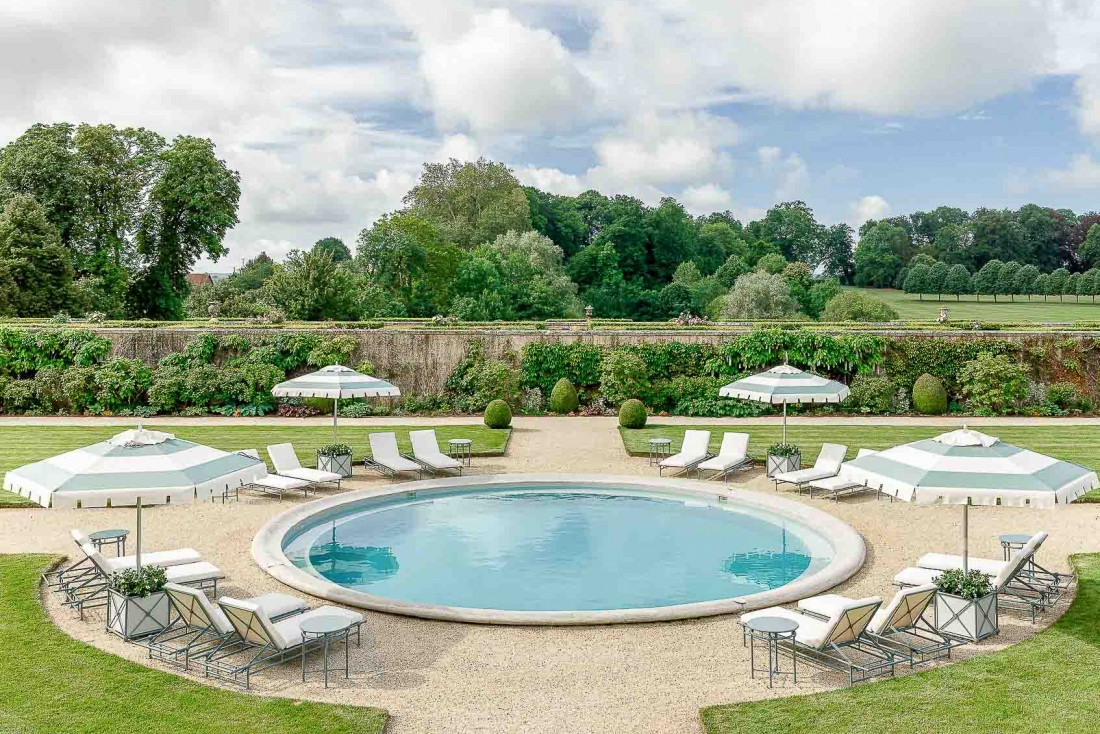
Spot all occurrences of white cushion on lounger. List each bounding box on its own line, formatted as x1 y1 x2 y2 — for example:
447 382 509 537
164 561 222 585
740 606 832 647
267 443 342 483
800 585 936 635
283 467 342 483
214 593 307 633
108 549 203 570
776 443 848 484
698 433 749 471
774 466 835 484
368 433 422 473
894 566 941 587
409 430 461 470
917 553 1006 576
272 606 364 648
660 430 711 468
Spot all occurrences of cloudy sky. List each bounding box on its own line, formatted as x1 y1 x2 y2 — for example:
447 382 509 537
3 0 1100 269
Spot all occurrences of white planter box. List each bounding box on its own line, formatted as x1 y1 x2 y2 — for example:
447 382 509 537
107 589 171 640
935 591 998 642
766 453 801 477
318 453 353 478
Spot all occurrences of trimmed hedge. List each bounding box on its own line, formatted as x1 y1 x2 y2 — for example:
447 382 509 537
618 399 647 428
483 399 512 428
549 378 579 414
913 373 948 415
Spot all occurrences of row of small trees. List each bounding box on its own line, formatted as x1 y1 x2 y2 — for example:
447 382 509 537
903 258 1100 302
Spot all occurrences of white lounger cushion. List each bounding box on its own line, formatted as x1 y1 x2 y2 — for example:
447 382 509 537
660 430 711 468
917 553 1007 577
271 606 364 648
775 443 848 484
73 529 201 569
740 606 832 647
799 584 936 635
164 561 223 585
698 433 748 471
166 583 307 635
743 596 881 648
238 450 310 491
369 433 422 472
808 450 876 490
410 430 461 470
267 443 341 483
894 566 940 587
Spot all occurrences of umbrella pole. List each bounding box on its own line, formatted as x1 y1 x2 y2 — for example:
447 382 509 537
333 397 339 444
782 403 787 444
136 496 142 571
962 503 969 574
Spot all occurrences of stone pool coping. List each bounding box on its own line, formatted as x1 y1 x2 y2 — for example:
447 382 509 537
252 473 866 625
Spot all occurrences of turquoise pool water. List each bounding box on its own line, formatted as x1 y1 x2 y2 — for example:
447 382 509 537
282 485 834 612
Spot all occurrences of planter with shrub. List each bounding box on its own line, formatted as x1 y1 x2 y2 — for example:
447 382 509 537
317 443 354 477
766 443 801 477
549 378 579 414
618 399 647 429
933 568 998 642
484 399 512 429
107 565 171 640
913 373 948 415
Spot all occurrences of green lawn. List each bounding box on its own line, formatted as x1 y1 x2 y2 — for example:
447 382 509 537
621 424 1100 502
847 286 1100 322
0 554 387 734
0 424 510 507
702 553 1100 733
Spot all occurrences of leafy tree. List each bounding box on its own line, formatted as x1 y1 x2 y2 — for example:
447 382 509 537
854 222 905 287
1048 267 1071 302
756 252 788 274
1079 268 1100 303
944 264 972 300
313 237 351 262
1016 204 1068 272
1078 224 1100 270
645 197 696 283
713 254 750 288
658 282 694 317
1034 272 1051 300
128 136 241 318
672 261 702 286
746 201 821 262
820 290 899 321
232 253 276 291
525 188 586 257
973 259 1004 301
927 261 949 299
0 195 74 315
264 249 362 320
912 206 969 247
0 123 85 247
969 208 1027 269
860 215 916 264
903 264 930 300
720 271 801 320
591 196 648 282
1066 271 1081 302
806 278 841 318
819 223 855 282
909 253 937 268
959 352 1028 414
696 221 743 271
1015 264 1040 300
931 222 971 268
997 261 1021 301
403 158 531 248
356 213 458 315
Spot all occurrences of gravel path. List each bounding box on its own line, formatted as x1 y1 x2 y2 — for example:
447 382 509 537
2 416 1097 734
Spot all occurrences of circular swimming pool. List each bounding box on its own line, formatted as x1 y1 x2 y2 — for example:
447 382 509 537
254 474 864 624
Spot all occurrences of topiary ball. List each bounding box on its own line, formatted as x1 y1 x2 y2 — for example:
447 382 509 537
618 398 647 429
549 378 579 414
912 373 948 415
483 399 512 429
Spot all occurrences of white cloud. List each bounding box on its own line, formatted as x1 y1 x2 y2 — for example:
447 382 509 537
1075 64 1100 137
849 195 892 229
435 134 481 162
758 147 809 200
1042 154 1100 190
515 166 586 196
680 184 733 215
417 8 593 133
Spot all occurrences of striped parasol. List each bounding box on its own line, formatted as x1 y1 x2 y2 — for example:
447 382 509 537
2 426 265 509
839 428 1097 570
719 364 850 443
272 365 400 442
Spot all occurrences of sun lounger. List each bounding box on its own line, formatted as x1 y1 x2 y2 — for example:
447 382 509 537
267 443 342 490
773 443 847 493
697 433 751 481
895 538 1049 622
658 430 714 477
150 583 308 669
740 596 896 685
409 430 463 475
364 432 423 479
205 597 364 688
237 450 313 499
806 449 877 500
797 584 953 665
72 529 202 570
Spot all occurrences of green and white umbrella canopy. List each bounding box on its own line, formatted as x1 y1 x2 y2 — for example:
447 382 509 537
272 365 400 442
839 428 1098 508
719 364 850 442
2 427 266 509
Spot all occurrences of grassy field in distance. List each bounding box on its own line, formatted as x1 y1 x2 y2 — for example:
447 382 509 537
845 287 1100 322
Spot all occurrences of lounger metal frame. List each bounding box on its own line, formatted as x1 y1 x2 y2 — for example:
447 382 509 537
658 453 714 477
202 607 363 689
405 452 463 477
703 456 753 482
363 455 423 480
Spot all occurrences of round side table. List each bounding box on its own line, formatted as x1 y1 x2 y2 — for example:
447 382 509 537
448 438 473 467
999 533 1032 561
300 615 356 688
647 438 672 465
744 615 798 688
88 528 129 556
